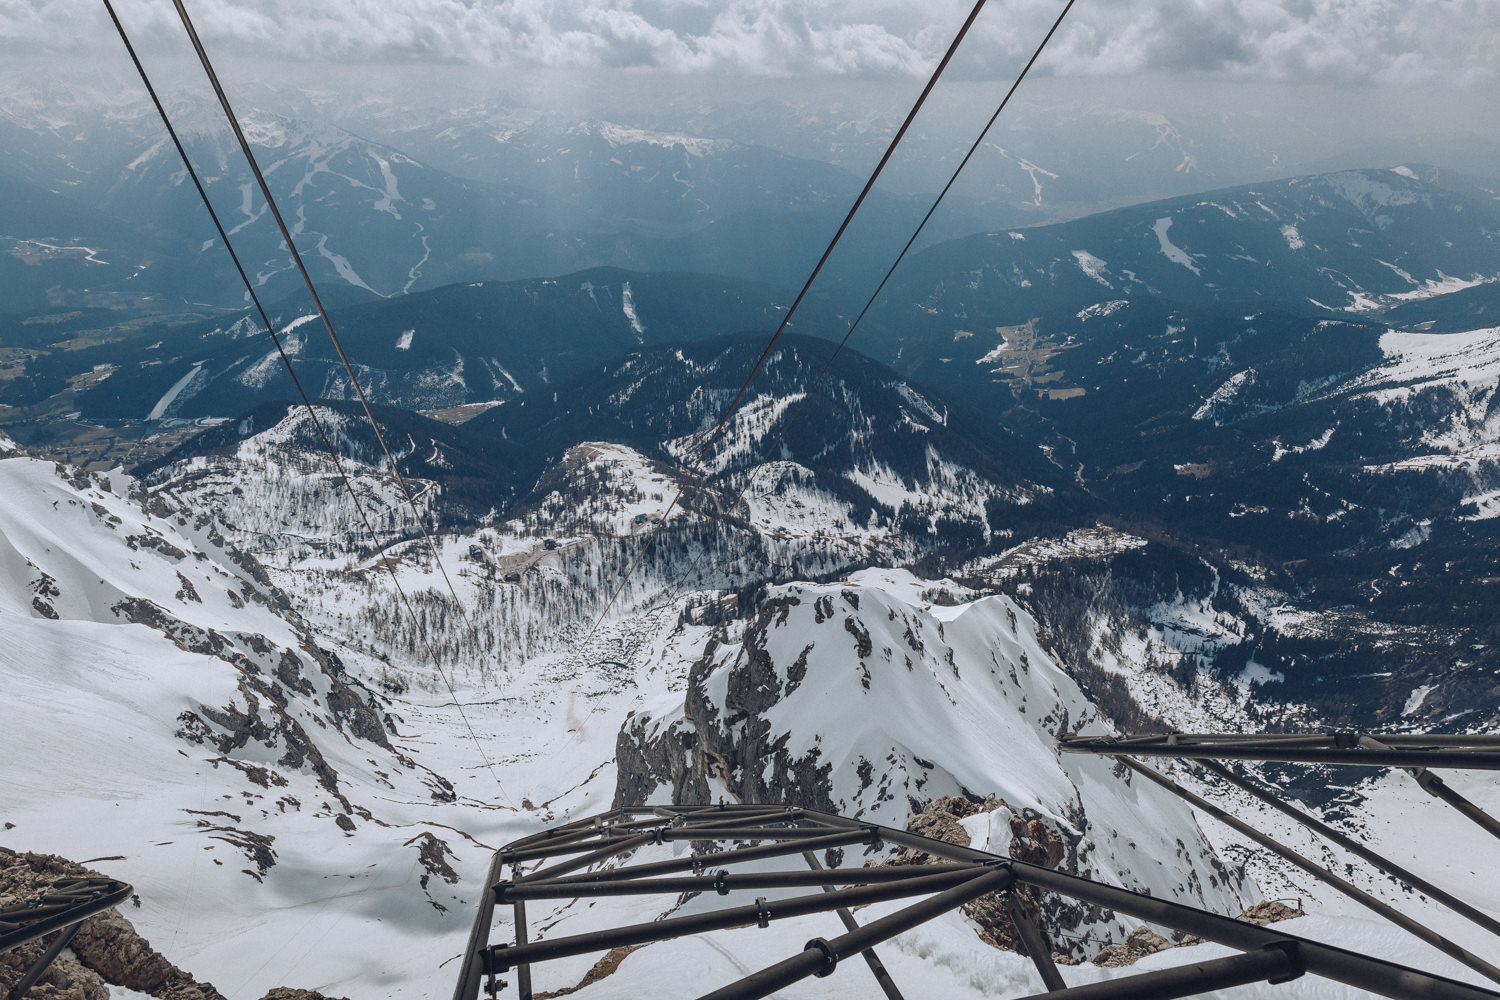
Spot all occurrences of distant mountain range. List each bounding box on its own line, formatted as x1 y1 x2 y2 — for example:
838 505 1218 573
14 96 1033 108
7 163 1500 730
11 66 1500 1000
0 92 957 311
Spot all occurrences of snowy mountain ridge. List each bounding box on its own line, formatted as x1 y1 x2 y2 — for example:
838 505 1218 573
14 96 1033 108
8 430 1500 998
616 576 1254 958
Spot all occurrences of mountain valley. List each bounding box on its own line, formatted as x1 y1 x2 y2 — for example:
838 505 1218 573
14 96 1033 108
4 54 1500 999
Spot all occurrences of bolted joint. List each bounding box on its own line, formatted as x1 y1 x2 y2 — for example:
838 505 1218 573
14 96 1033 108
484 944 512 975
754 896 772 929
713 870 731 896
804 937 839 977
1264 940 1305 985
491 880 514 904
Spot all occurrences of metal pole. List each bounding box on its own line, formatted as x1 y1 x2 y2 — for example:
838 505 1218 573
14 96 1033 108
802 851 907 1000
659 826 848 842
1061 733 1500 749
1198 758 1500 941
6 923 82 1000
520 832 655 882
453 850 509 1000
1012 859 1500 1000
500 825 662 865
693 867 1016 1000
1006 890 1067 991
1355 736 1500 843
1056 741 1500 770
534 830 875 887
1117 755 1500 986
499 863 978 901
512 898 532 1000
0 879 134 955
1410 769 1500 843
486 868 988 973
1009 944 1300 999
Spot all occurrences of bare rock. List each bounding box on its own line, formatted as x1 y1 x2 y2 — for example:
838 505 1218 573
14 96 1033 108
0 848 337 1000
1239 899 1304 925
889 794 1006 864
1092 925 1174 967
71 909 183 992
876 796 1068 956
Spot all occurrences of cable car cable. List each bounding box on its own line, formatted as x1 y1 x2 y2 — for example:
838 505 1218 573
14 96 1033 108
577 0 994 651
702 0 1080 549
166 0 478 650
549 0 998 759
589 0 1080 642
103 0 514 807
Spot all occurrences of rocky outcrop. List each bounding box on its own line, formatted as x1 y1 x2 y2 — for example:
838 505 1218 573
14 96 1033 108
881 795 1072 958
408 832 461 912
613 581 1256 961
1091 899 1304 966
1091 925 1175 967
0 848 223 1000
613 598 846 814
0 848 347 1000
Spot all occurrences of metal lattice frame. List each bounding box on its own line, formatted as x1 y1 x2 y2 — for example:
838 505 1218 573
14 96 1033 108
453 804 1500 1000
1059 731 1500 989
0 876 134 1000
1058 732 1500 839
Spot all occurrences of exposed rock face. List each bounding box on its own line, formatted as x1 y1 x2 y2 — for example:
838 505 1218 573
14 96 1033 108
1091 925 1175 967
615 601 839 814
614 581 1255 960
882 795 1070 957
0 848 226 1000
0 848 348 1000
1091 899 1304 966
408 832 462 912
1238 899 1305 926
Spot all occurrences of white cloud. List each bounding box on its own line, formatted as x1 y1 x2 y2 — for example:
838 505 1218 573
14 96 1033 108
4 0 1496 85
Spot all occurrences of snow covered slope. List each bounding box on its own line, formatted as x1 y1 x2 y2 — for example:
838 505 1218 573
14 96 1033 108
10 434 1496 999
616 576 1255 957
0 438 525 997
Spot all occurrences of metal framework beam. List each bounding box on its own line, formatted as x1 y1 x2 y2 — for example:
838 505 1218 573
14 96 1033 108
1056 734 1500 773
1112 754 1500 986
1196 757 1500 942
801 850 907 1000
453 804 1500 1000
1010 943 1301 999
0 876 134 1000
486 867 997 972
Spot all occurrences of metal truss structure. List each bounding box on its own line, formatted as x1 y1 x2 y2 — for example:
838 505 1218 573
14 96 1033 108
1060 731 1500 990
0 876 134 1000
453 803 1500 1000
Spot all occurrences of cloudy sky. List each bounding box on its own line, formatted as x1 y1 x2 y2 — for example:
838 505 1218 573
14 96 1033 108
4 0 1497 86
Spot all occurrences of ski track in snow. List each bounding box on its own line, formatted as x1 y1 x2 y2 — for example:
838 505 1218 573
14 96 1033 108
1153 216 1201 275
314 234 383 296
146 362 205 420
620 280 644 341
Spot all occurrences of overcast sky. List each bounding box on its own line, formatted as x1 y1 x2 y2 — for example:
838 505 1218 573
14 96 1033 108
4 0 1498 86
